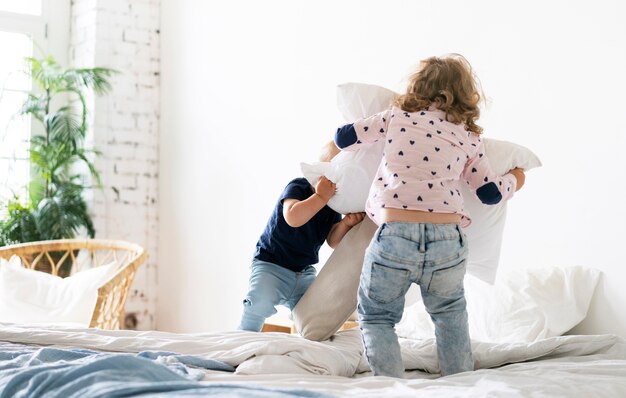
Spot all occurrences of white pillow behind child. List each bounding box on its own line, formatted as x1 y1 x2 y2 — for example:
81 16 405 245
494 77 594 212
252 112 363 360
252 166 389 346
302 82 541 284
396 265 601 343
301 83 397 215
460 137 542 282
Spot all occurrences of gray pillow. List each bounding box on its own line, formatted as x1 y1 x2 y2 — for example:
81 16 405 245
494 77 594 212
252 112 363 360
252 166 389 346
292 217 377 341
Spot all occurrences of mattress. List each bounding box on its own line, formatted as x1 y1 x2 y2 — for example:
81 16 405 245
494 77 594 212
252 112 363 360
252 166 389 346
1 322 626 397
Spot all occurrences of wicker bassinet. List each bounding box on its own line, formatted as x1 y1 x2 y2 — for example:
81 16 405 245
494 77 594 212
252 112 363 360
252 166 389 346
0 239 147 330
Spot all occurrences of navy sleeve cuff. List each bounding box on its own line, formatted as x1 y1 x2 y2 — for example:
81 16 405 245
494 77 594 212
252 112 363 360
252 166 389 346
334 124 357 149
476 182 503 205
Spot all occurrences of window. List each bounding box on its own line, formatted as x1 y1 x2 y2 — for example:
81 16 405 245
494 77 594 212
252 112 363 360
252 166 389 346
0 0 68 211
0 0 42 16
0 31 33 203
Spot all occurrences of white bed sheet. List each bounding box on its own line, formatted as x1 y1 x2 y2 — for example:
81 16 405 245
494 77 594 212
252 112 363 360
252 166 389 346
1 323 625 397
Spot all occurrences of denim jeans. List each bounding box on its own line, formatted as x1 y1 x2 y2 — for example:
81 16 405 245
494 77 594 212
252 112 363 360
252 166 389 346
238 259 317 332
358 222 473 377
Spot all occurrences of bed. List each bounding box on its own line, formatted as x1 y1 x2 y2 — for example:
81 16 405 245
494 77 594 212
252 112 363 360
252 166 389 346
3 204 624 395
1 321 625 397
1 245 625 397
1 256 625 397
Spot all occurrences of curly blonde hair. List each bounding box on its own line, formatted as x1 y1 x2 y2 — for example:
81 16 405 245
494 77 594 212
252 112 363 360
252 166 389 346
394 54 484 135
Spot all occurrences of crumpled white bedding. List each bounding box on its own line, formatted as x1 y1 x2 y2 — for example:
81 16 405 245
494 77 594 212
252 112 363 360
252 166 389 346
1 323 626 397
398 333 626 374
0 323 362 376
1 322 625 377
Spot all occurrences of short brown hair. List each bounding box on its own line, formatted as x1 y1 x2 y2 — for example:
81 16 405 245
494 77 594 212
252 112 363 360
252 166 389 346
394 54 484 134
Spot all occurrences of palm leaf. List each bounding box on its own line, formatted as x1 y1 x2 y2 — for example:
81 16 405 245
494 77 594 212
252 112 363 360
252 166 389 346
19 94 46 123
46 105 84 144
62 67 118 95
75 151 102 187
28 178 46 207
36 183 95 239
25 56 63 92
59 88 88 132
0 200 41 246
2 55 113 243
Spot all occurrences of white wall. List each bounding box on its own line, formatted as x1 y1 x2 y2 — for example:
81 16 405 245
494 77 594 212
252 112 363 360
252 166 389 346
159 0 626 336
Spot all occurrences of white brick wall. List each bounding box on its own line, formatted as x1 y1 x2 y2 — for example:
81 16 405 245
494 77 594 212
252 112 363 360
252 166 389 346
69 0 160 330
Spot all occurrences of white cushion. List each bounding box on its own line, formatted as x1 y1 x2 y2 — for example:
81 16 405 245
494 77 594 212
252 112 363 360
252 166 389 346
461 138 542 283
0 255 118 326
396 266 601 343
301 83 396 215
293 217 378 341
301 141 384 215
336 82 399 123
303 82 541 283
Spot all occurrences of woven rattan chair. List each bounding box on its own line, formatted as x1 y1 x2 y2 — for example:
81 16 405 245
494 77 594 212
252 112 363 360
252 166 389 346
0 239 147 330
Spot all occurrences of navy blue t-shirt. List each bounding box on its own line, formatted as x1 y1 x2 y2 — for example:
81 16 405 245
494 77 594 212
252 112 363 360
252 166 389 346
254 178 341 272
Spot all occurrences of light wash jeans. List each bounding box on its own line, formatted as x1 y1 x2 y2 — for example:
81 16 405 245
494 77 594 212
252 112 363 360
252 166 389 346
358 222 473 377
238 259 317 332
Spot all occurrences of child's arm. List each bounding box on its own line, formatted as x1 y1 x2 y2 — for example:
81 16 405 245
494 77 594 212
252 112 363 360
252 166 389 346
283 176 336 228
463 142 524 204
326 212 365 249
335 109 393 151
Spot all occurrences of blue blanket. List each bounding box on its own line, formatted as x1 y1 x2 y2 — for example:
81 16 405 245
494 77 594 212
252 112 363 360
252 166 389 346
0 342 334 398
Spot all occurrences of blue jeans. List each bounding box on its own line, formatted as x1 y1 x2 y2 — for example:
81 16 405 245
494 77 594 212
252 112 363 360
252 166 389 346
358 222 473 377
238 259 317 332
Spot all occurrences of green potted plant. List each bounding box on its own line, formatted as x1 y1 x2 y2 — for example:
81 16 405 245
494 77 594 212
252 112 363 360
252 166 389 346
0 56 116 255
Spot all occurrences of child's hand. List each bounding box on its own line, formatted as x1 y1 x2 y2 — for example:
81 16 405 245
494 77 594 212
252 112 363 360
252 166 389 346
315 176 336 201
343 212 365 227
507 168 526 191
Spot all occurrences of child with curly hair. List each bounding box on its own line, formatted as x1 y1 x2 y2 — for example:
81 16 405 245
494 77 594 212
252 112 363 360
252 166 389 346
334 54 525 377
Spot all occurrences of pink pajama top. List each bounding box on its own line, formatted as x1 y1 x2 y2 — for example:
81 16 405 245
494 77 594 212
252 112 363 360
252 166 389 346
334 106 517 227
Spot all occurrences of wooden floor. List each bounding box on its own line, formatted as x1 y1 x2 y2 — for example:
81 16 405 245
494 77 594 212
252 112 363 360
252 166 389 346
260 323 292 333
261 321 359 334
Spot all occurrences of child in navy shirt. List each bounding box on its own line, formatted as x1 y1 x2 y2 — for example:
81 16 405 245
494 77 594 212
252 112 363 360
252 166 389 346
238 141 365 331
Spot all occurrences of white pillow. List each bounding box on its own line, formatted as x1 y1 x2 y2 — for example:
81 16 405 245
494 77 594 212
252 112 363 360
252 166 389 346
302 82 541 283
396 266 601 343
336 82 399 122
301 141 384 215
0 256 118 326
461 138 542 283
301 83 397 215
